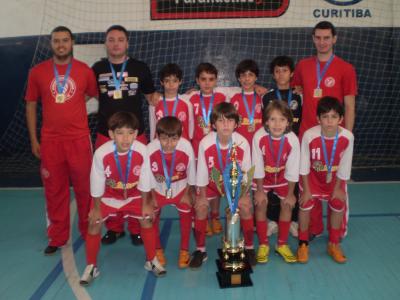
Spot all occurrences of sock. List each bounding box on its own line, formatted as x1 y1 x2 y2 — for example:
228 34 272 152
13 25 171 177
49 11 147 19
179 210 192 251
194 219 207 249
141 227 156 261
329 227 341 244
128 218 141 235
278 220 290 246
86 233 101 265
153 212 162 249
298 229 309 243
241 217 255 248
256 220 268 245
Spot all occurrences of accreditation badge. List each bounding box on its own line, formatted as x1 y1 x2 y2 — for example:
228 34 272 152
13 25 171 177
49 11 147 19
113 89 123 99
313 88 322 98
55 93 66 103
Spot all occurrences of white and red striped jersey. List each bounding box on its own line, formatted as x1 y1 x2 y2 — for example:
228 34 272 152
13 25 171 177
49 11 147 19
300 125 354 197
149 94 194 141
147 137 196 197
90 140 151 207
252 127 300 191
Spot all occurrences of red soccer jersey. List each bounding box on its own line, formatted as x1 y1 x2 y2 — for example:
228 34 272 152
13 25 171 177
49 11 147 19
25 58 98 141
197 131 251 196
90 140 151 204
229 91 263 146
149 95 193 141
292 56 357 137
300 125 354 197
252 128 300 191
147 137 196 198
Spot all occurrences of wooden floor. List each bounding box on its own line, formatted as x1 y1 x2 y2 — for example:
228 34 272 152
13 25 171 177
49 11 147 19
1 183 400 300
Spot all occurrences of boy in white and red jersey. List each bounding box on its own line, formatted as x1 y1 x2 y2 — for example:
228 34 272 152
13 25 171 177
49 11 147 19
190 102 256 269
229 59 263 147
252 101 300 264
149 63 194 141
147 116 196 269
297 96 354 264
79 112 165 285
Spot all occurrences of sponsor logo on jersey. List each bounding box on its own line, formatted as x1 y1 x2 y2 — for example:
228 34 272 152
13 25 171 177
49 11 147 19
176 162 186 172
178 111 187 122
50 76 76 102
41 168 50 179
324 77 336 88
133 165 141 176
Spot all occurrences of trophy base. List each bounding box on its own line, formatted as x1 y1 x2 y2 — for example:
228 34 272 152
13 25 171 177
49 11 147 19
215 249 253 288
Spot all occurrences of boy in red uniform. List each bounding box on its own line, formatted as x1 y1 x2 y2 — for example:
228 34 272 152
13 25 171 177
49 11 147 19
25 26 98 255
297 97 354 264
147 116 196 269
80 112 165 285
149 63 193 141
190 102 256 268
252 101 300 263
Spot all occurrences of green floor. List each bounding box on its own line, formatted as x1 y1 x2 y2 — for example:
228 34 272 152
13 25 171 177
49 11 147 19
1 183 400 300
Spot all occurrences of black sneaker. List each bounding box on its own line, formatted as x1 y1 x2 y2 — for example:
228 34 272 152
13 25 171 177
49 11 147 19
189 250 208 270
130 234 143 246
245 249 257 266
101 230 125 245
44 245 59 256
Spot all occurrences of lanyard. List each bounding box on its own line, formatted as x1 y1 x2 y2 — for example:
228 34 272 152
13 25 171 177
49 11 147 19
216 135 233 172
275 89 292 107
320 129 339 174
267 133 285 182
53 62 72 94
199 92 214 127
160 147 177 190
113 143 133 194
109 59 128 91
316 54 335 89
241 90 257 125
162 94 179 117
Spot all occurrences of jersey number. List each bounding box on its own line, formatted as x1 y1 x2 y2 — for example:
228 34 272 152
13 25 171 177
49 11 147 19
311 148 321 160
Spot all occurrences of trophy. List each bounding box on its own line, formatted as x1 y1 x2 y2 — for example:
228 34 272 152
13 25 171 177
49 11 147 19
212 143 255 288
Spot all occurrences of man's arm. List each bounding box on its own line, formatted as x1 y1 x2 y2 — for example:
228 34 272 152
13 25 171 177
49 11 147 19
344 95 355 132
26 101 40 159
145 92 161 106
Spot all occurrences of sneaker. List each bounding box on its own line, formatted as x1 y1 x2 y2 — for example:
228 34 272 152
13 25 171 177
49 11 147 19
79 264 100 286
144 257 167 277
245 248 257 266
44 245 59 256
327 243 347 264
156 248 167 266
289 222 299 237
206 220 213 236
267 221 278 237
178 250 190 268
189 250 208 269
101 230 125 245
211 218 223 234
256 244 270 264
275 244 297 263
297 243 309 263
130 234 143 246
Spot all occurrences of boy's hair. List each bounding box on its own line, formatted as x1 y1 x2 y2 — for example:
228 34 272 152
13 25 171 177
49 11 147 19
51 26 74 40
317 96 344 118
156 116 182 137
160 63 183 81
269 56 295 74
235 59 259 78
106 24 129 40
263 100 293 133
211 102 239 126
108 111 139 131
195 62 218 78
313 21 336 36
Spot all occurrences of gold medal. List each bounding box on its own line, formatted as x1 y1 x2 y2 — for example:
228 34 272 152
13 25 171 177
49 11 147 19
313 88 322 98
326 172 332 184
55 93 65 103
166 188 173 199
113 89 122 99
248 123 255 132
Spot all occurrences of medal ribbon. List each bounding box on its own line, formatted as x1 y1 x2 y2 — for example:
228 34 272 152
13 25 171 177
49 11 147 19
113 143 133 196
267 133 285 180
53 62 72 94
216 135 232 172
160 147 177 191
316 54 335 89
109 59 128 91
162 94 179 117
199 92 214 127
320 129 339 175
275 89 292 107
223 161 243 214
242 90 257 126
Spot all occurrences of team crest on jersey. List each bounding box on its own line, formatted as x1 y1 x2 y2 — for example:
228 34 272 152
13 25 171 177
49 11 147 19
176 163 186 172
133 165 141 176
290 100 299 110
312 160 325 172
155 174 166 183
50 76 77 102
106 178 117 188
324 77 336 88
41 168 50 179
256 104 262 113
178 111 187 122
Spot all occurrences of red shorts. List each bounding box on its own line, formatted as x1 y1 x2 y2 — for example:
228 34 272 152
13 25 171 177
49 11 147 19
95 197 144 221
154 189 191 213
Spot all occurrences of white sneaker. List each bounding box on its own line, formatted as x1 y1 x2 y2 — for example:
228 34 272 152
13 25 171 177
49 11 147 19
267 221 278 237
144 257 167 277
289 221 299 237
80 264 100 286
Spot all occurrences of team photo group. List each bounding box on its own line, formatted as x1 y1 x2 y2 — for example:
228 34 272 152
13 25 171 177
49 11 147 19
24 19 357 286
